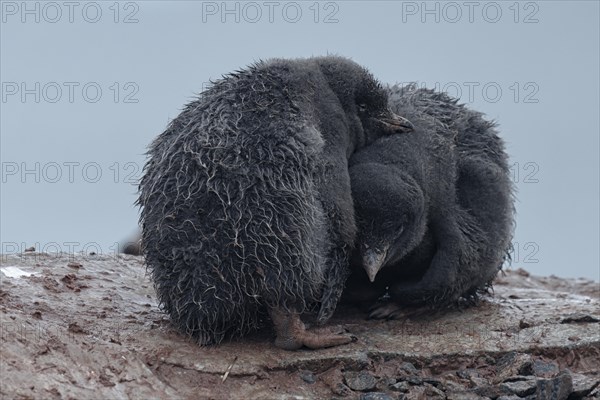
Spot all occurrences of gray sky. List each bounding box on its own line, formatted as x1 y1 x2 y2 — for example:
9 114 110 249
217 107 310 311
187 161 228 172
1 1 598 280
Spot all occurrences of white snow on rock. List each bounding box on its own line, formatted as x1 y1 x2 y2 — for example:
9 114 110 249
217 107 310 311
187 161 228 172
1 266 36 278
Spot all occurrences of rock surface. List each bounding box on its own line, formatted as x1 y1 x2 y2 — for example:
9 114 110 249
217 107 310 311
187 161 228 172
1 253 598 399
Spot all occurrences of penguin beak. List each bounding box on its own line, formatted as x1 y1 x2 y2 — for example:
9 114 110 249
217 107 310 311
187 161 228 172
362 245 389 283
378 111 414 134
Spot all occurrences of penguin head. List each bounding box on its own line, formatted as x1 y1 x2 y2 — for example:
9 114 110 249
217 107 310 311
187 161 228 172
350 162 426 282
315 56 414 140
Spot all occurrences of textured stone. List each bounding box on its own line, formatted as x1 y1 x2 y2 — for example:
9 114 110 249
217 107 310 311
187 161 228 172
299 370 316 384
536 370 573 400
570 372 600 398
344 371 377 392
359 392 395 400
390 381 410 392
532 359 559 378
399 362 419 375
473 384 513 398
447 392 487 400
424 383 446 399
500 377 538 397
494 352 533 383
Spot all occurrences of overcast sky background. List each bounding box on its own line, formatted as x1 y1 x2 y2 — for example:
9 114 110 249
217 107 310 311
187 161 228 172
1 1 598 280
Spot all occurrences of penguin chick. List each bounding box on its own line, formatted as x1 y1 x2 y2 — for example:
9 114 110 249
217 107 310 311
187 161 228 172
346 84 514 311
138 56 413 350
347 106 462 305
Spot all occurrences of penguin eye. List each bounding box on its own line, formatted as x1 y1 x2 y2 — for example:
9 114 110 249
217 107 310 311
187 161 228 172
358 103 368 113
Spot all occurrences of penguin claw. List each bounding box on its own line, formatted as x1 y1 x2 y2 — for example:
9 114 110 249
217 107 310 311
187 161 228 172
369 301 429 320
300 329 354 350
275 326 354 350
368 302 403 320
270 308 354 351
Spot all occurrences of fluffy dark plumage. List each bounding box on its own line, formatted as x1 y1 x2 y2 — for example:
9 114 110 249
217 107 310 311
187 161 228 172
137 56 410 346
344 84 515 308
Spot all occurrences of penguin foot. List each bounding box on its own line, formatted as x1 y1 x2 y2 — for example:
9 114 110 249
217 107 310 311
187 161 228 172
269 308 355 350
369 301 430 320
369 302 405 320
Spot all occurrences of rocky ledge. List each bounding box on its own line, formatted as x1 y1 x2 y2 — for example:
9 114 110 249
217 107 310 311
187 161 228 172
1 252 598 399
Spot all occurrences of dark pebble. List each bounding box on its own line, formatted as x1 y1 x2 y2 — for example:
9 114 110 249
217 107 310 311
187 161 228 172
424 377 445 390
447 391 488 400
501 377 538 397
532 359 559 378
495 352 533 382
519 319 532 329
400 362 418 374
299 370 316 384
536 370 573 400
390 381 410 392
424 383 446 399
560 313 600 323
457 369 479 380
344 371 377 392
359 392 395 400
406 376 423 385
570 372 600 398
446 391 489 400
474 384 513 398
376 377 396 391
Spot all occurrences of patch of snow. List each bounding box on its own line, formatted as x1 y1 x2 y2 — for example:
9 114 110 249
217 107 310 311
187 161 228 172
1 266 36 279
